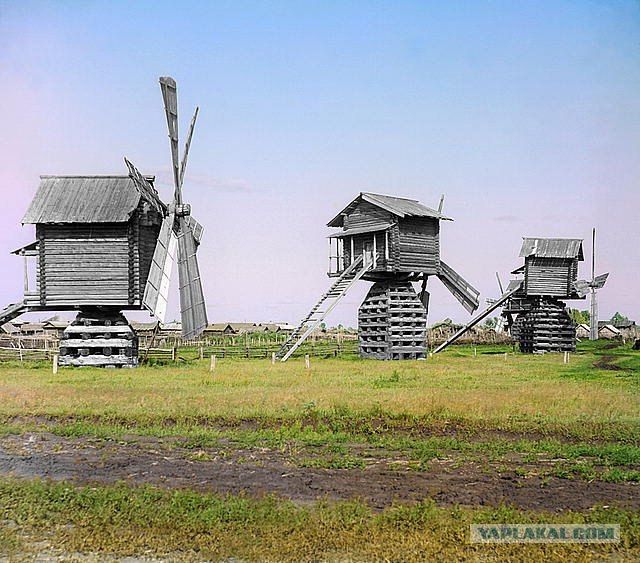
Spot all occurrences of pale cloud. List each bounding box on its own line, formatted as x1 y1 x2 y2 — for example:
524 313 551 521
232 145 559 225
153 168 255 194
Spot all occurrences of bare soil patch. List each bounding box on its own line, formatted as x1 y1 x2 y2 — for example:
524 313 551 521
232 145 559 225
593 354 625 371
1 433 637 512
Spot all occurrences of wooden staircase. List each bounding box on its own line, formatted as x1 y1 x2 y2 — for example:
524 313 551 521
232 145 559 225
276 254 374 361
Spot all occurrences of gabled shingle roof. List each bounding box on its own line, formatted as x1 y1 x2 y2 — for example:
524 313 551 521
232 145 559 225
22 175 164 224
327 192 451 227
519 238 584 260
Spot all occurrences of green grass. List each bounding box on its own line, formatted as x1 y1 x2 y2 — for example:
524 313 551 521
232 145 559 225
0 341 638 558
0 478 638 561
0 341 638 441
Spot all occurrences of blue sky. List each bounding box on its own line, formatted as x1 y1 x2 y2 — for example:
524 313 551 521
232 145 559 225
1 0 638 326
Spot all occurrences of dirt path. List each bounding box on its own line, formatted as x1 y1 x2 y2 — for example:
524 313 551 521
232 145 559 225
1 433 637 512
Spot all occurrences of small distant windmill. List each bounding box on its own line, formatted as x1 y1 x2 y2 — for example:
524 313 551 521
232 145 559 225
434 232 609 354
484 273 507 332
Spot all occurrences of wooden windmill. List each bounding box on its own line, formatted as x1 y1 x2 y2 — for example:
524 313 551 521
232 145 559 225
0 77 207 367
433 235 609 354
276 193 480 361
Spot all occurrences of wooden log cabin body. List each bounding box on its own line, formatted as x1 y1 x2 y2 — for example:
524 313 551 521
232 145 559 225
20 176 165 310
327 193 450 280
518 238 584 299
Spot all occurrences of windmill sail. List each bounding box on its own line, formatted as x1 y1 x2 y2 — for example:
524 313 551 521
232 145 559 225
142 213 177 323
156 76 208 340
592 272 609 290
159 76 181 200
179 107 199 187
124 158 164 213
572 279 590 298
176 216 207 339
437 260 480 314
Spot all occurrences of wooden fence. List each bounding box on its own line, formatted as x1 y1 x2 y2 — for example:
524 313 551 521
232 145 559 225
0 346 55 362
146 341 359 361
0 329 511 364
0 341 359 363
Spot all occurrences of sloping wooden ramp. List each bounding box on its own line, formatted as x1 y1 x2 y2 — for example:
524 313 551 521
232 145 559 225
432 281 523 354
276 255 374 362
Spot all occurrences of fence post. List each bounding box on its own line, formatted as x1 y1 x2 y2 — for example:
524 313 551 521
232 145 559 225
271 352 276 365
172 347 177 361
563 351 569 364
199 347 204 360
504 353 507 362
305 354 310 369
210 354 216 372
52 354 58 374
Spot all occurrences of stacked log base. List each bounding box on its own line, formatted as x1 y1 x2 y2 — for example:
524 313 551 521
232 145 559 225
359 280 427 360
509 315 525 342
517 299 575 353
59 310 138 367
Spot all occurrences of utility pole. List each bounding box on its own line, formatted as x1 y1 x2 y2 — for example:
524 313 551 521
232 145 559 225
589 228 598 341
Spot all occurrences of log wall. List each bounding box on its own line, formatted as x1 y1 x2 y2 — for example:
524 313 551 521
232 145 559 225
344 201 393 231
38 224 130 306
35 203 162 309
525 257 576 297
397 217 439 273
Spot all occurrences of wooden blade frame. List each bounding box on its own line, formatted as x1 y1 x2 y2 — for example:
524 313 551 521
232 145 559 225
176 216 207 339
142 213 177 323
159 76 181 204
158 76 207 336
124 157 163 213
179 107 199 188
437 261 480 314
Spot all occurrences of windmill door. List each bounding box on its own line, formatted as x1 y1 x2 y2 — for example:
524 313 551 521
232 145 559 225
364 242 374 266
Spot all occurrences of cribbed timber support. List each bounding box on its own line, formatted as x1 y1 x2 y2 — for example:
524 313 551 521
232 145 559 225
59 309 138 367
359 280 427 360
517 298 576 353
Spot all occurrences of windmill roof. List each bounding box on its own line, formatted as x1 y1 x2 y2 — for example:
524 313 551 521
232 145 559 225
327 192 452 227
22 175 164 224
519 238 584 260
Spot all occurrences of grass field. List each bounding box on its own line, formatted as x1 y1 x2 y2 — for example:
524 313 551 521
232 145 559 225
0 340 639 560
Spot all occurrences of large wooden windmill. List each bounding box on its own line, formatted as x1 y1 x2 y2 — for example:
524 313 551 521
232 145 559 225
0 77 207 367
276 192 480 361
